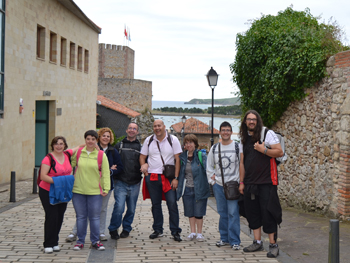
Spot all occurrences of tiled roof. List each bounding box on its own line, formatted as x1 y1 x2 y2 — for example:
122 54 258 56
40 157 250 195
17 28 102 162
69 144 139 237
171 117 220 134
97 95 141 118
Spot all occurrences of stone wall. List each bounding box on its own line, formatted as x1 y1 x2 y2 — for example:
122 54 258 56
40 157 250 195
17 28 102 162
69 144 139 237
274 50 350 217
99 44 134 79
98 78 152 113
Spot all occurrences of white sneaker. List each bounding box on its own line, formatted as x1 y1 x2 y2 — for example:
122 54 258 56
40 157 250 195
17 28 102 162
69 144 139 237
65 233 77 242
53 246 60 252
196 233 204 242
44 247 53 254
186 233 196 241
232 244 240 250
99 234 107 241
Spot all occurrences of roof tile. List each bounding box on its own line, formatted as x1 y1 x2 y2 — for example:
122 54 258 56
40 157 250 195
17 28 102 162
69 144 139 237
97 95 141 118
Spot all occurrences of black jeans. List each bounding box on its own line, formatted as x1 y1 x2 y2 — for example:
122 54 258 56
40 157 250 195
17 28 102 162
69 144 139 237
39 187 67 247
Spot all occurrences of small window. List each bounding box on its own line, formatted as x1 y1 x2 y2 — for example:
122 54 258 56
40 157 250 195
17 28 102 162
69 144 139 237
60 37 66 66
49 31 57 63
84 49 89 73
69 42 75 69
77 46 83 71
36 25 45 59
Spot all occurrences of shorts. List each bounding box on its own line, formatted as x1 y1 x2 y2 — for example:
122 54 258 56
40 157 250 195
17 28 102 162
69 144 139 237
182 186 207 218
244 184 278 234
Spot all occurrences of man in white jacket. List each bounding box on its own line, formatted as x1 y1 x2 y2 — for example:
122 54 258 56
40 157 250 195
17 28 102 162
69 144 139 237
206 121 241 250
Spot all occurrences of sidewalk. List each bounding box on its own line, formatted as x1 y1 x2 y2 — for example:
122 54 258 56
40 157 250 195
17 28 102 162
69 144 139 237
1 179 350 262
0 179 279 263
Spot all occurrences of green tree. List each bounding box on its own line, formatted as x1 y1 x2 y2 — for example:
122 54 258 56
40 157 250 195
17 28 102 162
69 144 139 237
230 7 348 127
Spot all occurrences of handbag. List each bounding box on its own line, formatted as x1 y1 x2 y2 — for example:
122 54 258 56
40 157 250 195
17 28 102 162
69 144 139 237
156 141 175 179
218 143 240 200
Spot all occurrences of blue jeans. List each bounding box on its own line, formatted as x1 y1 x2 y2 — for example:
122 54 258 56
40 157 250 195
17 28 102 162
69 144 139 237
108 180 141 233
72 193 102 245
212 183 240 246
145 175 181 235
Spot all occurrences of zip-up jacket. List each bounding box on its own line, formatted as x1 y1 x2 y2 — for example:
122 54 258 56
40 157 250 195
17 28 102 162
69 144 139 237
114 138 142 185
177 149 210 201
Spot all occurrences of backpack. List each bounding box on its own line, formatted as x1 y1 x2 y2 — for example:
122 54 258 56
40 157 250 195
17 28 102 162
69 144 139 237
181 150 204 167
75 147 104 175
37 151 72 186
261 127 287 166
148 134 172 147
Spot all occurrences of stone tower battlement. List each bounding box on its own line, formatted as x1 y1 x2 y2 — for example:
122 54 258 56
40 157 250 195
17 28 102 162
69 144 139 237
99 43 134 79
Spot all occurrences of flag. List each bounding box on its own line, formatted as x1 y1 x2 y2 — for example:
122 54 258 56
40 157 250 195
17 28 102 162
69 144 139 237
124 25 128 38
128 28 131 41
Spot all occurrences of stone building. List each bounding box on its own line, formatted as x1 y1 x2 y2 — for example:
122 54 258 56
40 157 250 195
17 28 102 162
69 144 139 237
98 44 152 112
274 50 350 217
170 117 220 150
0 0 100 183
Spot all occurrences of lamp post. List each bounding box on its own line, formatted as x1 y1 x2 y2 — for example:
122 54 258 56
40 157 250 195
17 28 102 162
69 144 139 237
206 67 219 147
181 115 187 148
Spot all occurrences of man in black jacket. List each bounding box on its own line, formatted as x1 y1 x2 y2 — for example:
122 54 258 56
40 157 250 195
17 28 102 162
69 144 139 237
108 122 142 239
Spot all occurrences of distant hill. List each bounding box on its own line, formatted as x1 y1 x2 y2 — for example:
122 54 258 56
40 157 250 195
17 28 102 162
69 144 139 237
185 97 240 105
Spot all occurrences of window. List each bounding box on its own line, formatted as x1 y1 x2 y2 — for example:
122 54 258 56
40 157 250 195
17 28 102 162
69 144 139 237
49 31 57 63
84 49 89 73
69 42 75 69
0 1 5 117
60 37 66 66
36 25 45 59
77 46 83 71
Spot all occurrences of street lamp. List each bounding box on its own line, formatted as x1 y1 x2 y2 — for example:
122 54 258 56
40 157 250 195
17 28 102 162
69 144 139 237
181 115 187 148
206 67 219 147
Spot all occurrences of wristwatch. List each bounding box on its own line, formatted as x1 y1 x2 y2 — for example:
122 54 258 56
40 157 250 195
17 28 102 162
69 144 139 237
174 177 179 180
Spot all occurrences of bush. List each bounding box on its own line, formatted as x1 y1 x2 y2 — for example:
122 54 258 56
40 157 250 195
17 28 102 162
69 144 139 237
230 7 348 127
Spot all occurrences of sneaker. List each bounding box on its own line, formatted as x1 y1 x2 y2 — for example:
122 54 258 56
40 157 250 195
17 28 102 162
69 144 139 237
99 234 107 241
172 232 182 242
44 247 53 254
186 233 196 241
196 233 204 242
232 244 240 250
216 240 229 247
149 231 163 239
110 230 120 240
53 246 60 252
73 243 84 251
92 241 105 251
243 240 264 252
267 243 279 258
120 230 129 238
65 233 77 242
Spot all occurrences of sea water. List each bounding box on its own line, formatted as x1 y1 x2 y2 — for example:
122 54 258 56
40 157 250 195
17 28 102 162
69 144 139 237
152 101 240 140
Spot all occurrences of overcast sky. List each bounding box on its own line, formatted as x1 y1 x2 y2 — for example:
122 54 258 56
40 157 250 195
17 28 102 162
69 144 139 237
74 0 350 102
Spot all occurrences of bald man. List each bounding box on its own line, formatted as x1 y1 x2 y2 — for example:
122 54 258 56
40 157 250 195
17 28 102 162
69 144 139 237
140 120 183 241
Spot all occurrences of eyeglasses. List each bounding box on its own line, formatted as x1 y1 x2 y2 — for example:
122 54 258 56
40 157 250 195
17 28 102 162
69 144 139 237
220 129 232 133
247 118 257 122
128 127 138 131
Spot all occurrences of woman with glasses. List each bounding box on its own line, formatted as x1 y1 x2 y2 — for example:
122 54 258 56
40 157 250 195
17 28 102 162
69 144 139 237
177 134 210 242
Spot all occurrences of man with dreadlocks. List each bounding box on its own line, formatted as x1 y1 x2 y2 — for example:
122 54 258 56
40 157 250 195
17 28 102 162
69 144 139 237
239 110 283 258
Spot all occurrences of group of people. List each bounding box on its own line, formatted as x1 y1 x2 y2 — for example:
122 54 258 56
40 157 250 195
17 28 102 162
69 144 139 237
39 123 142 253
38 109 283 259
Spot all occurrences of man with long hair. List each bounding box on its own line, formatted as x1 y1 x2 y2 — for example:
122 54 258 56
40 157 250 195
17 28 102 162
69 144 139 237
239 110 283 258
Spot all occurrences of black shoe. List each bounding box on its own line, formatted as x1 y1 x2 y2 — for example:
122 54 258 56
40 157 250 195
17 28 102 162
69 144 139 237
120 230 129 238
172 232 182 242
110 230 120 240
149 231 163 239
